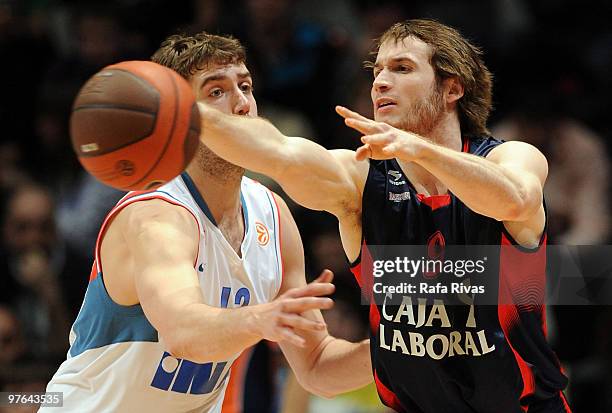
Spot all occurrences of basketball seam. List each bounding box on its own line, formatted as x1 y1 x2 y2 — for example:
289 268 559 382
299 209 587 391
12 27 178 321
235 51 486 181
72 104 156 115
109 68 161 102
127 70 181 188
73 67 160 159
75 107 157 157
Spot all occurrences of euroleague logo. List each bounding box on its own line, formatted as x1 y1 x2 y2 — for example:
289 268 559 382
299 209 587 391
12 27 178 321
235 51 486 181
255 221 270 246
424 230 445 279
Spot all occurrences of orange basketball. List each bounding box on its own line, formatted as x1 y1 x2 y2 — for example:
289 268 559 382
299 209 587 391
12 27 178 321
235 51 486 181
70 61 200 191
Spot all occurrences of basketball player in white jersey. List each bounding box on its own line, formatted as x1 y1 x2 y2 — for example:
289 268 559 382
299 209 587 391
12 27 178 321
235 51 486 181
41 33 371 413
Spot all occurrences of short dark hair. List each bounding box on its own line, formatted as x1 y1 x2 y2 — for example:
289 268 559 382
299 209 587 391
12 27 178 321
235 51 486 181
151 32 246 79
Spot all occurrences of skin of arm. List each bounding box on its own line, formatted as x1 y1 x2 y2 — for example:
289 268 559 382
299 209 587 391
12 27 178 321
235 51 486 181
197 103 364 219
273 194 372 398
337 107 547 239
110 199 335 363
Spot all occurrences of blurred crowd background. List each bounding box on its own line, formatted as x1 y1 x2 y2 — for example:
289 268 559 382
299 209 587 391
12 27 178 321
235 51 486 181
0 0 611 412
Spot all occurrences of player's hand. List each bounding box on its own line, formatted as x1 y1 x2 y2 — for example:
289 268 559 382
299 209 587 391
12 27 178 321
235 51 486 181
248 270 335 347
336 105 426 162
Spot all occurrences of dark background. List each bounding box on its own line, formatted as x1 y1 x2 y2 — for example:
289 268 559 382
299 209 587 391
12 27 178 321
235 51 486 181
1 0 611 411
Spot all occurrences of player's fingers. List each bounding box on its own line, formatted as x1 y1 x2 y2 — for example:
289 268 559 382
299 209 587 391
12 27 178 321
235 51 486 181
284 282 335 299
344 118 380 135
283 296 334 313
313 269 334 284
279 314 326 331
361 133 392 145
279 327 306 347
335 105 372 122
355 145 371 161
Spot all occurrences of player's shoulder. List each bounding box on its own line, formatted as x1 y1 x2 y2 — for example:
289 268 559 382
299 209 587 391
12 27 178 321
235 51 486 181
115 195 198 235
467 134 505 157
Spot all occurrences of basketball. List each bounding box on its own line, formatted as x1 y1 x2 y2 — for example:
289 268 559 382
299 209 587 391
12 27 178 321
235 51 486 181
70 61 200 191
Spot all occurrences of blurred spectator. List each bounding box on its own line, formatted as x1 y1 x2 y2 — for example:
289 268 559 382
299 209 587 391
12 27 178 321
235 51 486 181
0 141 28 195
0 306 27 366
0 183 88 358
233 0 346 137
0 360 57 413
493 113 611 245
56 173 124 261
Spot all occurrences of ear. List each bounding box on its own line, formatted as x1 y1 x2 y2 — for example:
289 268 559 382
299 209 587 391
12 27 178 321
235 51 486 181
444 77 464 104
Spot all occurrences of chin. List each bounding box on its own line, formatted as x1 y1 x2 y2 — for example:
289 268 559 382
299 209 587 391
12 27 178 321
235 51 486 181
376 114 402 128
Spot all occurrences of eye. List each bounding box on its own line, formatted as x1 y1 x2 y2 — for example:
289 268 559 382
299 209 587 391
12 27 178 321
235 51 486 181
240 82 253 93
209 88 223 98
397 65 412 73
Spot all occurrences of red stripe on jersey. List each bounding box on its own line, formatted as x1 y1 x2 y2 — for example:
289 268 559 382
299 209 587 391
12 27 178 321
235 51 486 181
93 193 203 278
221 346 255 413
369 302 380 336
374 369 404 412
560 391 573 413
89 261 98 282
350 262 362 287
416 193 451 210
498 231 547 409
462 135 470 152
351 241 375 299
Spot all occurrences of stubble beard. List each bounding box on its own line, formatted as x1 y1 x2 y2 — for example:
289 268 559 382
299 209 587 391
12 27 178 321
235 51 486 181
398 83 445 137
197 145 245 184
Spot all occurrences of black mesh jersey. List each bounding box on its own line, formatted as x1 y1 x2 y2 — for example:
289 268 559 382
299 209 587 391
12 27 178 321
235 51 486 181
350 136 571 413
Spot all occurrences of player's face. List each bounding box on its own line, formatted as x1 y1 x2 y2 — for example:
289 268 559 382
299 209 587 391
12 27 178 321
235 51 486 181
189 62 254 180
371 37 444 135
192 62 258 117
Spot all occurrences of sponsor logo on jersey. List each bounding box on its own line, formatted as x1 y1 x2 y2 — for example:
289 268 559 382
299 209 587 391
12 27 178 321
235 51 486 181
150 287 251 394
255 221 270 246
388 170 406 186
151 353 228 395
389 192 411 202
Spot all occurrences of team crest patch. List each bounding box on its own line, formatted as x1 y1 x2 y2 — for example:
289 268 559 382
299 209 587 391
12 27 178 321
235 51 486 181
255 221 270 246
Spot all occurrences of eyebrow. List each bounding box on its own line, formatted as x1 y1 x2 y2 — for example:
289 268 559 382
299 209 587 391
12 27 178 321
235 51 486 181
200 71 252 88
373 56 417 69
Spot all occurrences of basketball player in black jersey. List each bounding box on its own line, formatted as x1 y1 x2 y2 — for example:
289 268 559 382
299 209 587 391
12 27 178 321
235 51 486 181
197 19 571 413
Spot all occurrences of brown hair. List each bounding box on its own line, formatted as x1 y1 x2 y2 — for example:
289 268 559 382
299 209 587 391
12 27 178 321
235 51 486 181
151 32 246 79
373 19 493 136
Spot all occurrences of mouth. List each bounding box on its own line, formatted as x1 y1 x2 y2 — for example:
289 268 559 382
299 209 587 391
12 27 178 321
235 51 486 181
375 98 397 110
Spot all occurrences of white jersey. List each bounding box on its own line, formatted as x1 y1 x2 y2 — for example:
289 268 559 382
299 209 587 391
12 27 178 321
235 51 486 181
42 173 283 413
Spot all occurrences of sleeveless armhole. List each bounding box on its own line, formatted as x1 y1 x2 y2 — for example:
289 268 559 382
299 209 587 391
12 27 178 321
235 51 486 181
264 188 284 298
93 191 204 296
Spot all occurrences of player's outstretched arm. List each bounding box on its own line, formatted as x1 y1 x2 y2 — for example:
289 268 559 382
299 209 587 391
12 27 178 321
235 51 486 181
338 106 547 231
197 103 366 219
271 194 372 398
117 200 336 363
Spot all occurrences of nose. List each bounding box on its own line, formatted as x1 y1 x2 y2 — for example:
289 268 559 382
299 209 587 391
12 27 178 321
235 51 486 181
233 90 251 116
373 69 392 94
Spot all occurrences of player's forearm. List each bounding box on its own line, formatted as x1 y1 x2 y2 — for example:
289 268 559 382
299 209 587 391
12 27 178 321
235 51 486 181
412 142 541 221
199 103 290 177
199 103 356 214
165 303 262 363
305 338 372 397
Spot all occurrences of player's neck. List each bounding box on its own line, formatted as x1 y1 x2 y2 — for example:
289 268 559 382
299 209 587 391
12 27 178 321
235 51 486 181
185 167 243 225
422 110 463 152
397 113 462 196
